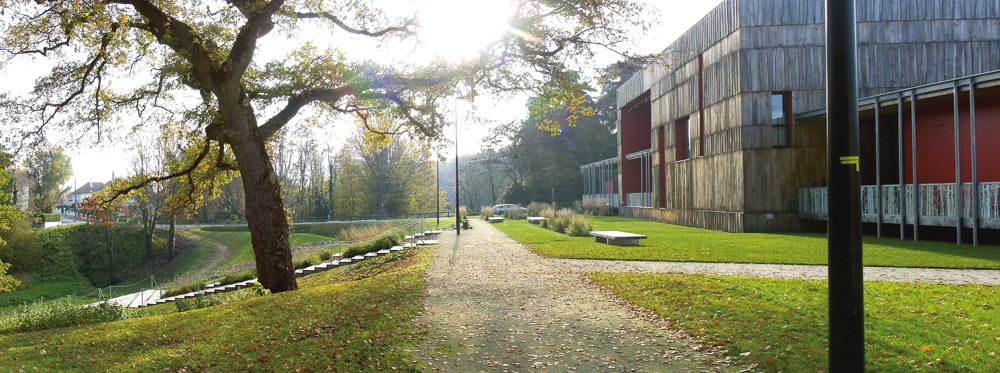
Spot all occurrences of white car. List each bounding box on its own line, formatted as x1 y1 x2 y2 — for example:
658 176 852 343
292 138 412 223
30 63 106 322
493 204 527 215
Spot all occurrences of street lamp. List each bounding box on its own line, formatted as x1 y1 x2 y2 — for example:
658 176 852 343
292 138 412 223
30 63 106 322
454 96 460 236
436 154 440 226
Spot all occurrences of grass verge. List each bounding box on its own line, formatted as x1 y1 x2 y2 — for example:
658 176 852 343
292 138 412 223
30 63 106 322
589 273 998 371
493 216 1000 269
187 227 332 267
0 247 431 372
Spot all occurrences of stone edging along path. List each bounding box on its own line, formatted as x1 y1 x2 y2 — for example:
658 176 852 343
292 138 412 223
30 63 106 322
124 234 441 308
553 259 1000 285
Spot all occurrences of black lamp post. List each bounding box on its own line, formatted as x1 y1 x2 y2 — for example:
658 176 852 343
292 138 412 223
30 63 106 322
826 0 864 371
436 155 440 226
455 121 460 235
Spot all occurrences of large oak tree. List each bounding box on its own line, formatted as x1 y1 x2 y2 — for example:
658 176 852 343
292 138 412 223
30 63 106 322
0 0 649 292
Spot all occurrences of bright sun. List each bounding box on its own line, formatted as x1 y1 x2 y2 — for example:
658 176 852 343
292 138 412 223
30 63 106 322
416 0 513 61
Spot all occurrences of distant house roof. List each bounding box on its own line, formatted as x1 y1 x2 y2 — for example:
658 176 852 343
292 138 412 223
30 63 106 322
71 182 106 195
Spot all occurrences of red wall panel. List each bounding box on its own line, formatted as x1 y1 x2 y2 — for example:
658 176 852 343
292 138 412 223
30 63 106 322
620 93 651 196
902 87 1000 184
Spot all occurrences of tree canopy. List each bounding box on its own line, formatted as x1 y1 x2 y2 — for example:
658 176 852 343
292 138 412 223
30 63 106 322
0 0 653 292
25 147 71 213
0 153 23 292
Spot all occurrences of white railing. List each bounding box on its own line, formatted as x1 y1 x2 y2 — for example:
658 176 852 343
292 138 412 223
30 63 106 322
582 194 620 208
626 192 653 208
798 187 828 218
799 182 1000 228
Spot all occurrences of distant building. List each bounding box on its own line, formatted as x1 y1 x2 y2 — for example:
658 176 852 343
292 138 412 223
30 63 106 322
13 171 30 212
581 0 1000 244
68 181 106 208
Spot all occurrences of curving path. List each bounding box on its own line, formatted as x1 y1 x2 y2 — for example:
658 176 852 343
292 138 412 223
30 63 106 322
416 219 735 372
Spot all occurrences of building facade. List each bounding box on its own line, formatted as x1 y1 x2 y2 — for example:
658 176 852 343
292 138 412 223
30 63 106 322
582 0 1000 242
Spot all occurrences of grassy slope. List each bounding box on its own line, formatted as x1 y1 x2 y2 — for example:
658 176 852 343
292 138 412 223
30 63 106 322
0 276 95 313
187 228 332 267
590 273 998 372
0 248 431 372
494 216 1000 269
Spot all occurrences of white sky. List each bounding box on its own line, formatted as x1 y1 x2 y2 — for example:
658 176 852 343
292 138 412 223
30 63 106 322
1 0 723 188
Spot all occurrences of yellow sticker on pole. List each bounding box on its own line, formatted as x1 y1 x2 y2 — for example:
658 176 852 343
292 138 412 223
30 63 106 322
839 156 860 172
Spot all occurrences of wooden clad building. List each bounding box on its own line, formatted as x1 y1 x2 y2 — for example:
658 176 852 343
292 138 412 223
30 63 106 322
605 0 1000 236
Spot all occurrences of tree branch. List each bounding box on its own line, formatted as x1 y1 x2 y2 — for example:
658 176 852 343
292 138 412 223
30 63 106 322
257 85 355 140
94 141 211 206
292 11 416 37
225 0 285 81
110 0 221 90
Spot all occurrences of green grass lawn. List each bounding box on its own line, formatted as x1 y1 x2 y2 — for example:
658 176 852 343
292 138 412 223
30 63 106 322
494 216 1000 269
187 227 332 267
590 273 997 372
0 276 96 312
0 247 431 372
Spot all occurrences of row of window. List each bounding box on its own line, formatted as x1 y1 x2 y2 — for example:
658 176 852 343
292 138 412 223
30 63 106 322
672 92 792 161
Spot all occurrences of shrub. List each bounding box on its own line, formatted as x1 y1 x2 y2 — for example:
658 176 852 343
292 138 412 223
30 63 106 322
163 280 208 298
198 225 250 232
220 270 256 285
342 236 398 258
0 298 138 334
566 215 593 237
294 256 319 269
581 197 612 216
538 208 585 235
480 206 493 219
174 283 269 313
40 213 61 223
503 205 526 219
319 251 333 261
0 213 45 275
526 202 551 217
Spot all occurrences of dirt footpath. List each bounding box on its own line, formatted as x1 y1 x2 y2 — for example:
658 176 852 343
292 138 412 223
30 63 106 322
416 219 733 372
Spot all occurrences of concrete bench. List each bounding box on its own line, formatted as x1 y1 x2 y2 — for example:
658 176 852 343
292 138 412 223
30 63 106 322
487 217 504 223
527 217 547 224
590 231 647 246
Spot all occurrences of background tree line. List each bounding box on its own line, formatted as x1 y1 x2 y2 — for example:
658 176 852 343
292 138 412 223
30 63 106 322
450 61 644 211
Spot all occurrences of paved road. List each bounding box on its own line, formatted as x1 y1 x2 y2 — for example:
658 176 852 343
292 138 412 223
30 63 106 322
416 219 735 372
554 259 1000 285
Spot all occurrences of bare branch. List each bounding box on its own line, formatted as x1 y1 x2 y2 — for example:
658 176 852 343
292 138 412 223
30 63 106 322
257 85 355 140
94 141 212 206
292 11 416 37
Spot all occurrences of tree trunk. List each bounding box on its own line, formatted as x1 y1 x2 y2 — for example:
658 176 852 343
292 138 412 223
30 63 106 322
166 215 176 260
229 129 297 293
144 214 156 258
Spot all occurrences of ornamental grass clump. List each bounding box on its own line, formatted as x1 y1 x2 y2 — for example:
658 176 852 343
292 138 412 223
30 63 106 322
527 202 551 217
580 197 612 216
566 215 593 237
503 205 526 219
480 206 493 219
541 208 570 234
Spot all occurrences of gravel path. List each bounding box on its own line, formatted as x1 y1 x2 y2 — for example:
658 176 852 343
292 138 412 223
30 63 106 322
416 219 734 372
554 260 1000 285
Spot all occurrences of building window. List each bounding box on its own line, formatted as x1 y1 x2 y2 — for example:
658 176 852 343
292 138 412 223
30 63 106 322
675 116 690 160
771 92 792 147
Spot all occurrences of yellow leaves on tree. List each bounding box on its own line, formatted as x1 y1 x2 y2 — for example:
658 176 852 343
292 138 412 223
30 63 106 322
528 72 595 136
83 138 234 225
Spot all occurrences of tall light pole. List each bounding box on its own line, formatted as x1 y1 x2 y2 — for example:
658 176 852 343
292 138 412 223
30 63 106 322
436 154 440 226
455 97 461 236
826 0 864 370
